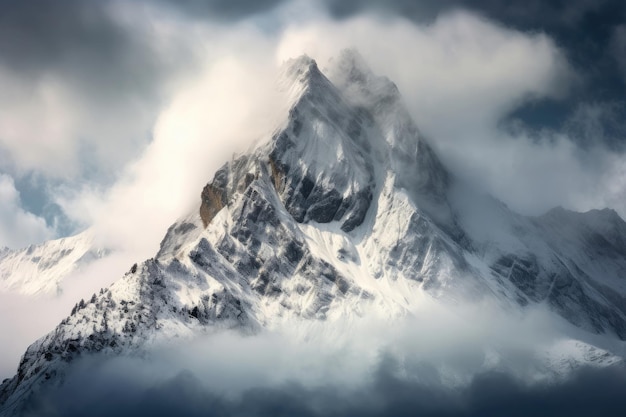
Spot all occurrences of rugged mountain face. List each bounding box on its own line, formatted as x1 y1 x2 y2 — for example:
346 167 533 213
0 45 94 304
0 230 107 296
2 51 626 414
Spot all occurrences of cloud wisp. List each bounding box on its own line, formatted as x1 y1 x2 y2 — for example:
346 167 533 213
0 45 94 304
0 174 53 248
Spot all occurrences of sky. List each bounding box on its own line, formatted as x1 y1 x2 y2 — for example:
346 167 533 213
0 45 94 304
0 0 626 255
2 2 626 414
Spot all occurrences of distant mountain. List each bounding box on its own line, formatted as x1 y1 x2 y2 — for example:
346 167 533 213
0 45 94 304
2 50 626 415
0 229 107 296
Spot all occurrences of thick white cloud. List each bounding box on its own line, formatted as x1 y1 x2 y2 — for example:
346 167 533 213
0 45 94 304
0 1 194 179
277 10 572 129
0 174 53 248
55 22 288 257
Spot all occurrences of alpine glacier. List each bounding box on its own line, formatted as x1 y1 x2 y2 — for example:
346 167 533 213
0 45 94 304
1 50 626 415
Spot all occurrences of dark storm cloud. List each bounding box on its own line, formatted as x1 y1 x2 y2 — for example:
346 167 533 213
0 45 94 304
23 356 626 417
322 0 621 25
611 24 626 81
153 0 287 20
0 0 179 100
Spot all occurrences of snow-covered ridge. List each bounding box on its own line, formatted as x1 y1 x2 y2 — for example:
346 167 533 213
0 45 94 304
0 229 107 296
2 51 626 415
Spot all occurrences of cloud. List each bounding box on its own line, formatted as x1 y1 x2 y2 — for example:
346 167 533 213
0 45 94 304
277 9 570 127
273 7 605 216
564 101 626 150
0 0 196 179
0 174 53 248
153 0 288 20
17 302 626 416
29 365 625 417
322 0 615 27
27 366 626 416
0 0 625 240
54 21 289 257
44 3 626 266
611 24 626 82
3 0 624 247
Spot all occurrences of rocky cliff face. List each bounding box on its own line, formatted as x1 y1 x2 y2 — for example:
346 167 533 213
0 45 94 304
2 50 626 415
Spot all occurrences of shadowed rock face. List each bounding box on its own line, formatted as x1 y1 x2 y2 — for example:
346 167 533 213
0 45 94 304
200 56 378 233
490 253 626 339
268 142 374 233
265 61 378 233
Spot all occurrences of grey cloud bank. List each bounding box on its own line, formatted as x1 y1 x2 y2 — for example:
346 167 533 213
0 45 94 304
27 365 626 417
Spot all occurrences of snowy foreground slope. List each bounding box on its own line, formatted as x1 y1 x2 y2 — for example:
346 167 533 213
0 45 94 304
0 230 106 296
2 51 626 414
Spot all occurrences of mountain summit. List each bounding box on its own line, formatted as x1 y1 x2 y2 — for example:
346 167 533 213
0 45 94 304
2 51 626 415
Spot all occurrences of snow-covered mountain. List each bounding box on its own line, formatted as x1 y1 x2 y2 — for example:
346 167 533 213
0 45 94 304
2 50 626 414
0 229 107 296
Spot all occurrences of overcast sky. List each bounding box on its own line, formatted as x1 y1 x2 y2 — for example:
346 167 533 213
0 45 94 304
1 0 626 251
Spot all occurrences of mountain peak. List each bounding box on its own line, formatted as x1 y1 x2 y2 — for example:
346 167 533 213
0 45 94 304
6 51 626 415
277 54 330 102
280 54 319 81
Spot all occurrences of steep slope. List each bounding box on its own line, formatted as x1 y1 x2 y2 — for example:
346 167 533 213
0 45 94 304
2 51 626 414
0 229 107 296
449 187 626 337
